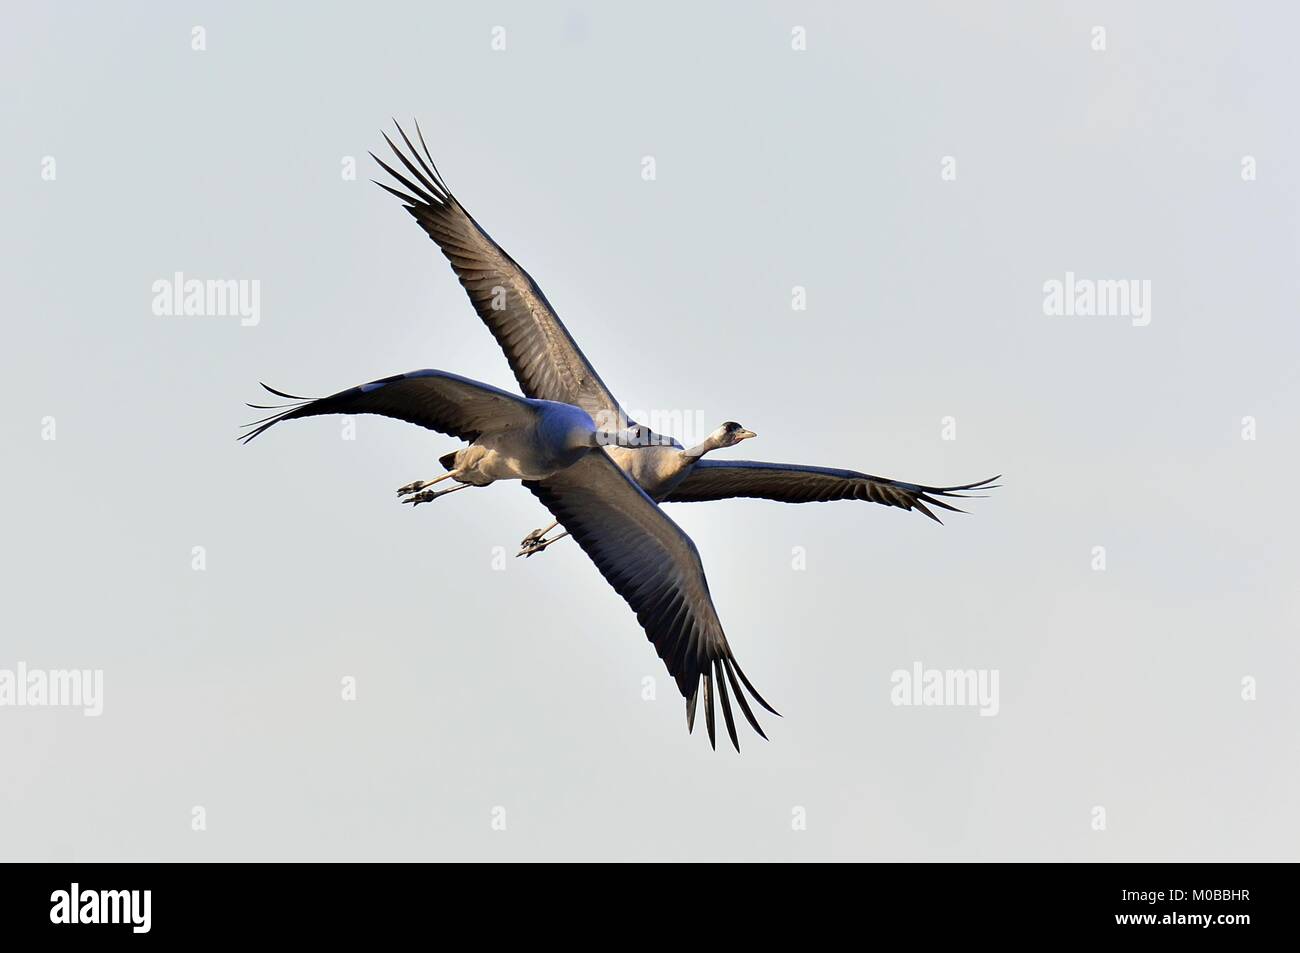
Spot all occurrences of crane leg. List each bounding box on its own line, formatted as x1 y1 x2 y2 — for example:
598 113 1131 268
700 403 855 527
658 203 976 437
397 471 458 497
403 482 474 507
517 529 571 557
519 521 559 548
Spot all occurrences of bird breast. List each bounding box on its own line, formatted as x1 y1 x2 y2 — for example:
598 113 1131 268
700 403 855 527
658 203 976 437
607 445 693 500
467 411 590 482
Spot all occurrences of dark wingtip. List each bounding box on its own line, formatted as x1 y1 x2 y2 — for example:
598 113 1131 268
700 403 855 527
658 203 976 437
703 674 717 750
722 658 768 741
730 659 780 717
912 473 1001 522
931 474 1002 495
714 660 741 752
371 179 421 207
912 499 945 524
260 382 311 401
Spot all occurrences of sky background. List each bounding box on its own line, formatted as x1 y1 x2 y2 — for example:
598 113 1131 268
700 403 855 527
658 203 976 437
3 1 1297 861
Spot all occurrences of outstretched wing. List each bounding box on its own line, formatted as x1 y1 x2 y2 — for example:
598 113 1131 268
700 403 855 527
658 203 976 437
662 461 1000 523
239 369 536 444
525 451 778 751
372 121 654 438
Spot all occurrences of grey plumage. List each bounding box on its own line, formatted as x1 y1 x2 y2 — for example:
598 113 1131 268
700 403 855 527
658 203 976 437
242 368 775 750
241 370 534 446
663 461 1000 523
370 122 675 448
244 121 1000 753
525 452 778 749
373 121 997 528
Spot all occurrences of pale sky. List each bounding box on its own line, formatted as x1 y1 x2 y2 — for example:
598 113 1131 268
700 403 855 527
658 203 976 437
2 1 1297 861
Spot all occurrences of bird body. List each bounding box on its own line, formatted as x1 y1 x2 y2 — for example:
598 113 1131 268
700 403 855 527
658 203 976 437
372 122 998 554
241 120 1001 752
606 422 758 500
605 443 690 499
243 372 629 488
242 368 776 750
447 399 603 484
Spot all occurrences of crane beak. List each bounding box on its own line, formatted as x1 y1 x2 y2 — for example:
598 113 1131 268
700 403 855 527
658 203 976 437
736 429 757 441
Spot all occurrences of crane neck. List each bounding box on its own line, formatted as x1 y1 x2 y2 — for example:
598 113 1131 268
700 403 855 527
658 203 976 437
682 432 725 461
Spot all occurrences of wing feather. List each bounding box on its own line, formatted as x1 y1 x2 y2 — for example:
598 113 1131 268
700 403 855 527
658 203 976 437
664 460 1000 523
524 450 777 750
374 122 655 438
238 369 536 444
